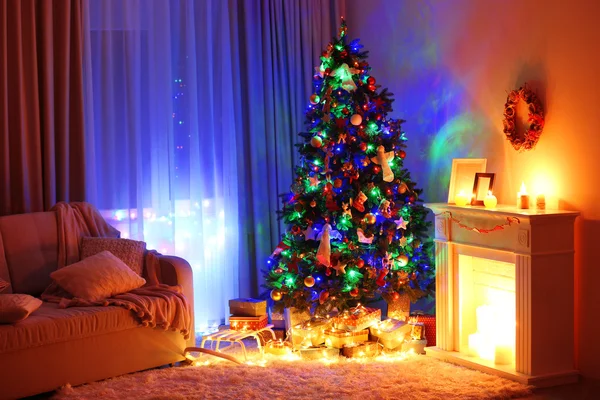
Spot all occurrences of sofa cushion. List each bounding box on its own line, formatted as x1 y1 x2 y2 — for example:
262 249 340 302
0 229 11 294
0 294 43 323
80 237 146 275
50 251 146 301
0 302 139 353
0 212 58 295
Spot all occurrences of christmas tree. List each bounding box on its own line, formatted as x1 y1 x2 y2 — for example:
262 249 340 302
264 19 434 316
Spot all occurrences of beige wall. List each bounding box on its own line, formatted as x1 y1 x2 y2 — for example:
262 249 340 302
348 0 600 379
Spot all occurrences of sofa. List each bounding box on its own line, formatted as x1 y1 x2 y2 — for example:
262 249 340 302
0 210 195 399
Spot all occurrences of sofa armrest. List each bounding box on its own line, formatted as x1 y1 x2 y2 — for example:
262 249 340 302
158 255 195 346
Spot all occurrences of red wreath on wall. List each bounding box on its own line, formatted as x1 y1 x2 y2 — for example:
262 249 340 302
502 85 545 151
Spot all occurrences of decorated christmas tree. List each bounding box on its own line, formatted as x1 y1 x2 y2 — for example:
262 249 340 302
264 19 434 316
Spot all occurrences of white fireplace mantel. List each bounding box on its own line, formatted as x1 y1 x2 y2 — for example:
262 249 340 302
424 203 579 387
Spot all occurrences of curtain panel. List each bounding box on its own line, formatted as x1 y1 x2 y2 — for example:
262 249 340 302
82 0 344 331
0 0 86 215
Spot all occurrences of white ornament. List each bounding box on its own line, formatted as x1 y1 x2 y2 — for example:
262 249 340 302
316 224 342 267
370 145 395 182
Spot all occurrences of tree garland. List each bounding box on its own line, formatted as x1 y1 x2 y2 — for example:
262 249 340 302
502 85 545 151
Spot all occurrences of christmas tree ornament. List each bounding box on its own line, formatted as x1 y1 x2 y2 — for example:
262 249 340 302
370 145 395 182
376 268 389 287
356 259 365 269
359 142 367 152
341 201 352 218
310 200 317 207
397 181 408 194
364 213 376 225
311 136 323 148
316 223 342 267
352 191 367 212
397 254 409 267
367 76 376 85
310 94 320 104
291 225 301 234
331 63 360 92
304 276 315 287
333 178 343 188
294 203 304 212
271 289 283 301
319 290 330 304
309 176 320 187
350 113 363 126
274 268 284 274
357 228 374 244
350 287 359 297
398 149 406 159
394 216 408 230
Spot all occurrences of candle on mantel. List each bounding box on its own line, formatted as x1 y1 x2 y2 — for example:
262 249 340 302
536 193 546 210
483 190 497 209
454 190 469 207
517 182 530 209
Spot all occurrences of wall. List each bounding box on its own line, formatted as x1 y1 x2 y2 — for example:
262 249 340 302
347 0 600 380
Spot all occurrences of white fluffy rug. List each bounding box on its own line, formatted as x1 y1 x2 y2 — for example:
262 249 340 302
52 350 531 400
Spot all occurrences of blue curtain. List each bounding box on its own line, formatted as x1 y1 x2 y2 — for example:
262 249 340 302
82 0 344 332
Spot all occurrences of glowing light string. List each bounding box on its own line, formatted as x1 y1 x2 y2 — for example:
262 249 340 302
434 211 520 234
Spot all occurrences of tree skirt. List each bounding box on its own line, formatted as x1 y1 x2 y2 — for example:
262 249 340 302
52 352 531 400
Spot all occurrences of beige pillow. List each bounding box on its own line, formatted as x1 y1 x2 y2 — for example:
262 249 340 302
50 251 146 301
0 294 43 324
0 277 9 293
80 237 146 275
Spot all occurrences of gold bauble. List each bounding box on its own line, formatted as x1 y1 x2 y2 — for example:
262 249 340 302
304 276 315 287
270 289 283 301
398 182 408 194
350 114 363 126
310 136 323 148
364 213 376 225
397 254 409 267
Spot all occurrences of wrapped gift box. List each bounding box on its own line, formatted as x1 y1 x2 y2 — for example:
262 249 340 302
290 317 333 348
270 309 286 329
401 339 427 354
333 306 381 331
229 298 267 317
342 341 382 358
264 340 292 356
410 313 436 347
283 307 312 331
369 318 412 350
229 314 268 331
386 293 410 321
324 328 369 349
300 346 340 360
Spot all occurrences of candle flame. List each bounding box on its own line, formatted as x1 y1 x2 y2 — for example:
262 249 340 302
520 182 527 194
487 190 492 196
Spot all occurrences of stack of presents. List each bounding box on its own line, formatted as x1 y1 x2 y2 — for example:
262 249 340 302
227 295 435 359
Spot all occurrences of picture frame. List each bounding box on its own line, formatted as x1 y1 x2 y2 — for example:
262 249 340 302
471 173 496 206
447 158 487 204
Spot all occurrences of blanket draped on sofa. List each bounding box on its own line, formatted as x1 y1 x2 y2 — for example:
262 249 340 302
42 202 192 339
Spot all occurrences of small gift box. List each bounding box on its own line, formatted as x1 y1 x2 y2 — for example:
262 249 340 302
369 318 412 350
401 339 427 354
324 328 369 349
264 340 292 356
386 293 410 321
342 341 382 358
291 317 333 348
229 298 267 317
333 306 381 331
410 313 436 347
270 309 286 329
299 346 340 360
283 307 312 331
229 314 268 331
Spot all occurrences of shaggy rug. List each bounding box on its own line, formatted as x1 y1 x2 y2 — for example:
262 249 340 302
52 351 531 400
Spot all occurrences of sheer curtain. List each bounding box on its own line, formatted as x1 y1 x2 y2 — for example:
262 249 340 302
81 0 343 332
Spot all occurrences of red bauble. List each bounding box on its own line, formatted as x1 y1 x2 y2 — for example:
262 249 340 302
359 142 367 152
340 50 348 58
291 225 301 234
376 114 382 121
356 259 365 269
367 76 376 85
368 84 376 91
373 165 381 174
325 267 332 276
319 290 330 304
325 182 333 192
324 68 332 75
334 178 343 188
350 288 359 297
409 194 416 203
398 150 406 159
311 136 323 148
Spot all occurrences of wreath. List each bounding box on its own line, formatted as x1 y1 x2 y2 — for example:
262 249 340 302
502 85 545 151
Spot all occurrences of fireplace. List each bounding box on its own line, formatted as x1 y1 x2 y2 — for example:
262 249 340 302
425 204 579 387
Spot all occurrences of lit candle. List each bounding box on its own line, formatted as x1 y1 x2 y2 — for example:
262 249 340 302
494 344 513 365
536 193 546 210
517 182 530 209
454 190 469 207
483 190 497 209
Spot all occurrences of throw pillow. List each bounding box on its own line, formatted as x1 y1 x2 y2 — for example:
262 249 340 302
50 251 146 301
0 294 43 324
0 277 9 293
80 237 146 275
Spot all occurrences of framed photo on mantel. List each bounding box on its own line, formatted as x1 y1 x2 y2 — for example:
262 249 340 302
447 158 487 204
